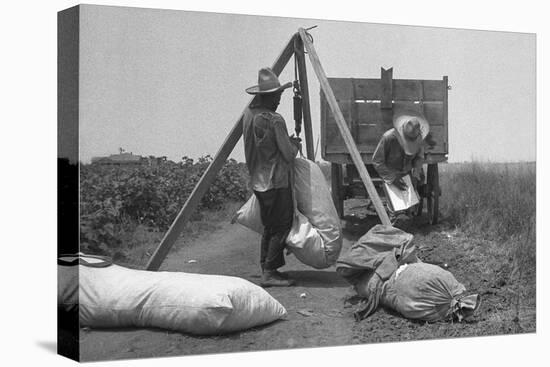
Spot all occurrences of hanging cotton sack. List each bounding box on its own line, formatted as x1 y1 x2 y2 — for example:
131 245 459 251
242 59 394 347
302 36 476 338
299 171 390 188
58 254 287 335
380 263 480 322
233 158 342 269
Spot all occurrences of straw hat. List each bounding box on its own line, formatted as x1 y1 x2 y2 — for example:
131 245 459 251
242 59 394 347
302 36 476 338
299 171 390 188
245 67 292 95
393 114 430 155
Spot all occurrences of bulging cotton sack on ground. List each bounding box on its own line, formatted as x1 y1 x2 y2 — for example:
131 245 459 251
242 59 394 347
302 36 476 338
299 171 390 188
58 259 287 335
336 225 479 322
336 224 421 319
336 224 419 286
380 262 480 322
233 158 342 269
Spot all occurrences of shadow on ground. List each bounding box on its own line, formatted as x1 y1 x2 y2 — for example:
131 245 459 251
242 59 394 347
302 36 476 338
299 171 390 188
286 270 349 288
341 211 448 240
36 340 57 354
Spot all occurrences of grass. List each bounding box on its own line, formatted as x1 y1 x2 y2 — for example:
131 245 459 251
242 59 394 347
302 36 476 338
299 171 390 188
439 162 535 242
438 161 536 321
439 162 535 269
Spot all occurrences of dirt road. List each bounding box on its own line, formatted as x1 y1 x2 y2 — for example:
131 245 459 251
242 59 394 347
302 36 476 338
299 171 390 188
79 201 534 361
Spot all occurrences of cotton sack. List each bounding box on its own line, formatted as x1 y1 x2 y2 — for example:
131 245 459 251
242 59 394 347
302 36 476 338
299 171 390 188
380 263 480 322
58 258 287 335
233 158 342 269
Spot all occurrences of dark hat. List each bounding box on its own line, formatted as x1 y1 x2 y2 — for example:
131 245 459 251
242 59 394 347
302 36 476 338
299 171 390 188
245 67 292 95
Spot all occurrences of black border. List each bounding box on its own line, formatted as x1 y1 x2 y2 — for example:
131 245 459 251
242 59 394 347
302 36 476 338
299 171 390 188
57 5 80 361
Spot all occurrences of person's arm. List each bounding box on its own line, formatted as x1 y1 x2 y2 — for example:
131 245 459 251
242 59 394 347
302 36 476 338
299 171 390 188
372 134 399 184
411 145 425 181
272 115 299 163
412 145 424 170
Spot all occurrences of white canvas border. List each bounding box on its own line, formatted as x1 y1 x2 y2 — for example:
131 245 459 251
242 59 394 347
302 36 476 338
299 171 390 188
1 1 546 366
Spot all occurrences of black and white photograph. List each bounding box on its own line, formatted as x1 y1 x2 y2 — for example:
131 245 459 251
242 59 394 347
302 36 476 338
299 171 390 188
56 3 537 362
2 1 548 366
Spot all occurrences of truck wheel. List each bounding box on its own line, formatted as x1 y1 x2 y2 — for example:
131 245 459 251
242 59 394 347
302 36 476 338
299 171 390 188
426 164 439 224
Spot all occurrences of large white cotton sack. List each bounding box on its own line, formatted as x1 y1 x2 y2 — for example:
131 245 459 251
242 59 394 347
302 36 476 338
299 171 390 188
59 264 287 335
286 210 329 269
233 196 329 268
380 263 480 322
232 158 342 269
293 158 342 266
233 193 263 234
58 264 78 313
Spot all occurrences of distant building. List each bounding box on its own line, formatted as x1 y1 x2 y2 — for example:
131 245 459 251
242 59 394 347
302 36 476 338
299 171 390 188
146 155 168 166
91 149 170 166
91 152 144 166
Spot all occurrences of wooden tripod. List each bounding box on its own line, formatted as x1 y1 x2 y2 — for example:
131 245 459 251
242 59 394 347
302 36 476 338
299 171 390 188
146 28 390 271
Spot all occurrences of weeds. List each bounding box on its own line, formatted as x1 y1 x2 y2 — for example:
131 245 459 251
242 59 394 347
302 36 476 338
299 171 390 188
439 161 536 323
440 162 535 242
79 156 250 265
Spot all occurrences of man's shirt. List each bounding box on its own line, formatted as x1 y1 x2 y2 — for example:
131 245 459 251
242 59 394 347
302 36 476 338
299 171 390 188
372 128 423 183
243 106 298 192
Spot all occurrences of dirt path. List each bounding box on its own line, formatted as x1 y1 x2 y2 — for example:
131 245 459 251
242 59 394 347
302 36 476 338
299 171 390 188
79 201 533 361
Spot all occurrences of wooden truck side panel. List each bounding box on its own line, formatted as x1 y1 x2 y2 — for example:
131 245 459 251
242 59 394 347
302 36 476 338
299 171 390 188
321 76 449 164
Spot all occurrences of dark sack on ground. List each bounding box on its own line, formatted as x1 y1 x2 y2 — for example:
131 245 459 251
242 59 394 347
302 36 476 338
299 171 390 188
336 224 420 319
380 262 480 322
336 224 419 286
336 225 479 322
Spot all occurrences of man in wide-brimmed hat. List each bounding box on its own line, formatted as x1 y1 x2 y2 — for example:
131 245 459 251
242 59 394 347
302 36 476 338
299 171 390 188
372 113 429 191
242 67 301 287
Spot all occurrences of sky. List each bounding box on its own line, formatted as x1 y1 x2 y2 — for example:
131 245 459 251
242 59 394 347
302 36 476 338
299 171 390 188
78 5 536 163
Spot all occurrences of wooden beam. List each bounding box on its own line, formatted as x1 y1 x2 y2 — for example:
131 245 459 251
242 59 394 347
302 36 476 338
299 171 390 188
380 67 394 126
443 76 449 154
380 67 393 109
146 35 297 271
298 28 391 225
294 37 315 161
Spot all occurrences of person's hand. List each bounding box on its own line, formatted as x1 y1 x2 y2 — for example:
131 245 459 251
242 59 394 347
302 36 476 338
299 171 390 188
393 177 407 191
412 168 424 183
290 136 302 149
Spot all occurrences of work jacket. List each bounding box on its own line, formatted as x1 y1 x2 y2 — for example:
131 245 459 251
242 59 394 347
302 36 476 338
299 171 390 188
372 128 423 184
242 106 298 192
